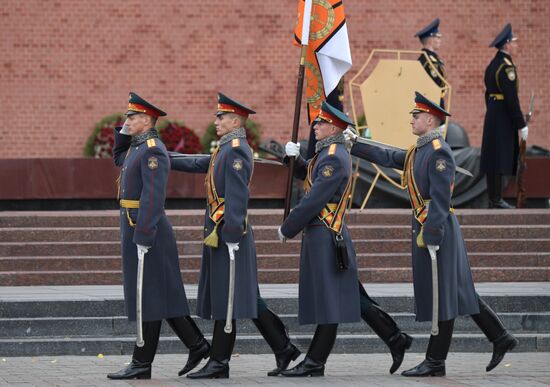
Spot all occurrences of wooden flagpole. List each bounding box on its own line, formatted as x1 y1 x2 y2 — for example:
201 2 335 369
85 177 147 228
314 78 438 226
283 0 312 221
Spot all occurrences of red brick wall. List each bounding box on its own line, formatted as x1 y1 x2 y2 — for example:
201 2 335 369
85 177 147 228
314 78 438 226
1 0 548 158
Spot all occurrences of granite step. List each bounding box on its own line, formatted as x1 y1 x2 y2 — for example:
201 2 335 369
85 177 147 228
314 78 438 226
1 266 548 286
1 224 548 242
1 332 548 357
1 209 549 228
1 252 547 272
1 285 548 356
1 239 549 257
2 312 549 339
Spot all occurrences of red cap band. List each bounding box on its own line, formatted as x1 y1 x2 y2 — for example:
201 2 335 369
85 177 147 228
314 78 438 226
217 103 249 118
127 103 160 118
413 102 446 120
318 110 348 130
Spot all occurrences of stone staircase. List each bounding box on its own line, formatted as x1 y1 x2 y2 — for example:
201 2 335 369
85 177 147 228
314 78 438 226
1 284 549 356
0 209 549 285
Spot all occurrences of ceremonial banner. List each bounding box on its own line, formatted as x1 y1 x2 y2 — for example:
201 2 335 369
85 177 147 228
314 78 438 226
294 0 352 120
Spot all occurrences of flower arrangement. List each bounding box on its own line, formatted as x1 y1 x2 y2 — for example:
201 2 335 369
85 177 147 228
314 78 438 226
157 120 202 154
201 119 262 154
83 113 125 158
84 115 202 157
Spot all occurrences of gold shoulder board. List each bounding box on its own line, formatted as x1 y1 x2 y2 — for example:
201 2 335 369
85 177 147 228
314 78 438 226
429 55 437 62
232 138 240 148
432 139 441 150
328 143 337 155
147 139 156 148
503 57 513 66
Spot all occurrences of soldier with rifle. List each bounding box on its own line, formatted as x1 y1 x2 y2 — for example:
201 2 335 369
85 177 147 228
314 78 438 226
108 92 210 380
345 92 518 377
481 23 529 208
169 93 300 379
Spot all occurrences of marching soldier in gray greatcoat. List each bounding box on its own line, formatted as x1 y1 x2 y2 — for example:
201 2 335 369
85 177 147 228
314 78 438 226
415 18 447 107
170 93 300 379
283 102 413 376
481 23 528 208
108 93 210 380
345 92 518 377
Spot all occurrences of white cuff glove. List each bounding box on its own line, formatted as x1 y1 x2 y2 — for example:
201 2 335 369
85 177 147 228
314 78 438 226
120 119 130 135
225 242 239 252
285 142 300 157
520 126 528 141
277 226 286 241
343 128 358 143
137 244 150 256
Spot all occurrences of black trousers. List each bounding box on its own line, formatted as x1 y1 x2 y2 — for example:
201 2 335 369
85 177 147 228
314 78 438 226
133 316 203 364
359 281 401 344
210 291 290 362
307 324 338 364
426 294 507 360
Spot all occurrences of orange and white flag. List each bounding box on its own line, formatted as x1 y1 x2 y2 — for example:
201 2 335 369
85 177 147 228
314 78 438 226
294 0 352 120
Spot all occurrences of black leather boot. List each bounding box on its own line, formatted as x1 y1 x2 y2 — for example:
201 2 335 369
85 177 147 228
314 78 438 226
471 296 518 372
107 359 151 380
252 303 301 376
401 357 445 377
486 332 518 372
166 316 211 376
186 358 229 379
268 342 301 376
281 356 325 377
386 331 414 374
178 338 211 376
360 283 413 374
107 320 161 380
487 174 514 209
282 324 336 377
402 320 453 377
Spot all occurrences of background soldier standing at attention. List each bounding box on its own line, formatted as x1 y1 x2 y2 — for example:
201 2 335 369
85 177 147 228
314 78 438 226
108 93 210 380
415 18 447 107
345 92 518 377
481 23 528 209
170 93 300 379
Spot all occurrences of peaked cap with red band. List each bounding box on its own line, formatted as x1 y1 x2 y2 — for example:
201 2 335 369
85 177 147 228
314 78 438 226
314 101 354 130
126 92 167 118
410 91 450 121
216 92 255 118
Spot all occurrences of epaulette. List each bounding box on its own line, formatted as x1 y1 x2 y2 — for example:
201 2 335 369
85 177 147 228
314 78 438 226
503 57 513 66
432 139 441 150
429 55 438 62
232 138 240 148
147 139 156 148
328 143 337 155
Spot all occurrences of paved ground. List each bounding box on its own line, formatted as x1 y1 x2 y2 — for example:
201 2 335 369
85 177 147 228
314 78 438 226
1 353 549 386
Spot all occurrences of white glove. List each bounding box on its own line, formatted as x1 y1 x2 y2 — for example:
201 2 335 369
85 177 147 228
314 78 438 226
225 242 239 252
285 142 300 157
520 126 528 141
137 244 150 256
120 119 130 135
427 245 440 254
343 128 358 143
277 226 286 241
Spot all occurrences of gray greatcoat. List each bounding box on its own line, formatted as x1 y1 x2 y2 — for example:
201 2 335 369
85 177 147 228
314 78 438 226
281 139 360 325
113 128 190 322
170 129 258 320
351 134 479 321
